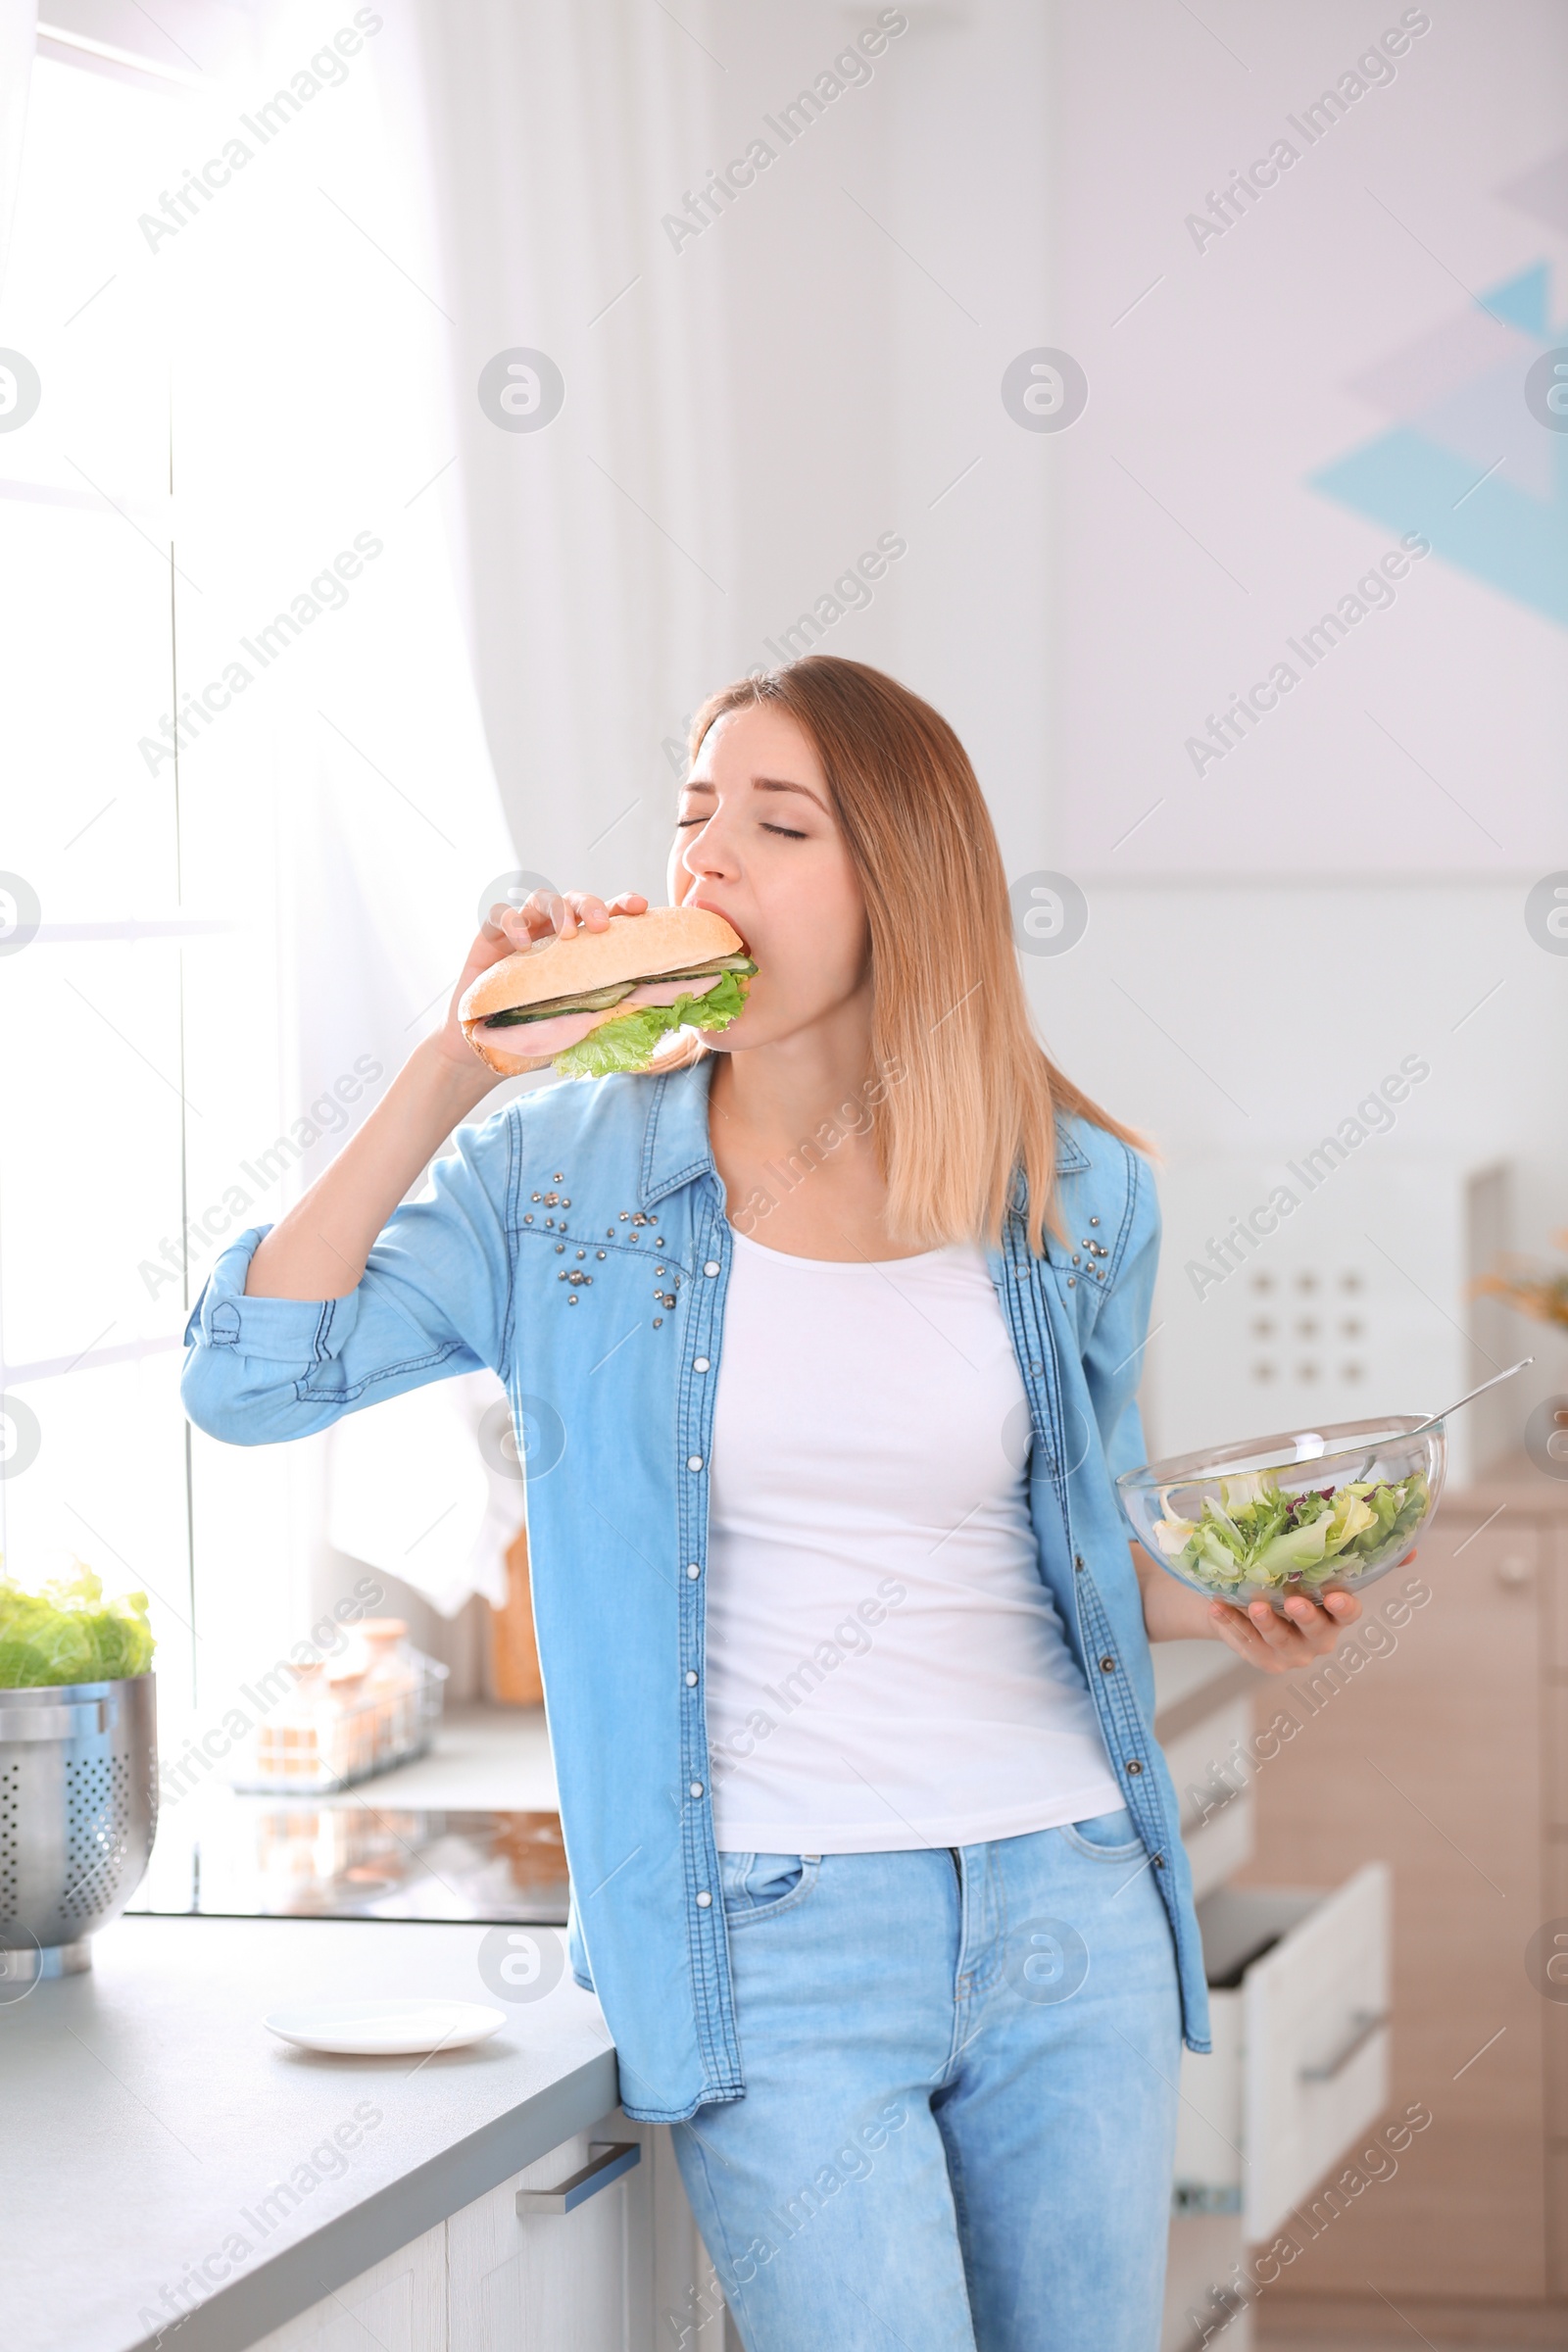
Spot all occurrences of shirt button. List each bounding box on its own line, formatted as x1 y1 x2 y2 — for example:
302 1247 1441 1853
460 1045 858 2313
1100 1655 1116 1673
1126 1759 1145 1776
686 1562 701 1579
696 1890 711 1907
685 1670 699 1687
704 1261 720 1277
693 1356 710 1373
687 1454 703 1472
689 1781 705 1798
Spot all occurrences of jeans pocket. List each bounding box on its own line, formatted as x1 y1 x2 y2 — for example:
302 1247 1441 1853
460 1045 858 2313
1057 1806 1146 1861
719 1850 820 1924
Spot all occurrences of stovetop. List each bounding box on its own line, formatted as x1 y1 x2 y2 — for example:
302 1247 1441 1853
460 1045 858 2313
128 1792 568 1925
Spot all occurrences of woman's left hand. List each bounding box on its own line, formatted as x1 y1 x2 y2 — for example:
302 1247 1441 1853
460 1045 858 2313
1131 1538 1388 1671
1206 1587 1362 1673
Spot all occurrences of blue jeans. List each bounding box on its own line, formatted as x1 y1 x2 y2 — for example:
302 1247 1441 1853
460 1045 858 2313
670 1811 1180 2352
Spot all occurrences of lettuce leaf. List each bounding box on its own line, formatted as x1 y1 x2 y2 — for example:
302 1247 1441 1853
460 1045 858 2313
1162 1469 1428 1594
0 1560 155 1687
552 968 751 1079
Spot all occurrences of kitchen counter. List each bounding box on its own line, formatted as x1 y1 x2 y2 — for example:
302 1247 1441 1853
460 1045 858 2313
2 1660 1288 2352
0 1912 617 2352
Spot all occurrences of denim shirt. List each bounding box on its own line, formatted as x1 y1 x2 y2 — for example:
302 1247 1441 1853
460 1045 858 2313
181 1059 1211 2121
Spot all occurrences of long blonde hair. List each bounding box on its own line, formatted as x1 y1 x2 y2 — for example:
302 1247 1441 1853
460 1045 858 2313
687 657 1146 1255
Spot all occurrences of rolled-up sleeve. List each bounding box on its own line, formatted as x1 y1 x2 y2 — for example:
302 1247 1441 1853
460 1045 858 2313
1081 1144 1160 1485
180 1105 517 1446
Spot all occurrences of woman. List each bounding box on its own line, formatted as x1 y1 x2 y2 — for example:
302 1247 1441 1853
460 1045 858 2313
183 657 1358 2351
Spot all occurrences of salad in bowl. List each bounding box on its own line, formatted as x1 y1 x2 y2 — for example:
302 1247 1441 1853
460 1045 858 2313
1117 1416 1443 1613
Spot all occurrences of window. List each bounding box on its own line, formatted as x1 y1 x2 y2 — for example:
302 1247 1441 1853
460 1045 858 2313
2 53 205 1721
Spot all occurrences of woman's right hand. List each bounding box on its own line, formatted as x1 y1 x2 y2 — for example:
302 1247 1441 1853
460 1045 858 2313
433 888 651 1076
248 888 650 1299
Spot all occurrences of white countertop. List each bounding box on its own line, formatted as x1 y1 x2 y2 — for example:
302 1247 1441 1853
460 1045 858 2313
0 1912 616 2352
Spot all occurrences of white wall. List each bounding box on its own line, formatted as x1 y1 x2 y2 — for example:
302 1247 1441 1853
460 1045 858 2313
420 0 1568 1452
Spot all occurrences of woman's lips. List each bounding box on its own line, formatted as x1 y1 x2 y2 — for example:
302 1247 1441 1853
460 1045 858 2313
687 895 749 955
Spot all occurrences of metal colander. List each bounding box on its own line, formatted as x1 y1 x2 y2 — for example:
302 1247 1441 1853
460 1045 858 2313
0 1674 158 1980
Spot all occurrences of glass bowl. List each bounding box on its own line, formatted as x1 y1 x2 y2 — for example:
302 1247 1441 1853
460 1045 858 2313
1117 1415 1446 1614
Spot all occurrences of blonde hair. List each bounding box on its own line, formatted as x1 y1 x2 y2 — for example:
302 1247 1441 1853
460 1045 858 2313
688 656 1147 1254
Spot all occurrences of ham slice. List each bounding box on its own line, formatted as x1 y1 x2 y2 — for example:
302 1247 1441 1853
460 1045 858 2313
480 1006 604 1056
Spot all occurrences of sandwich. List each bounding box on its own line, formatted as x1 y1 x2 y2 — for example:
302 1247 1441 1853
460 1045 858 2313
459 905 757 1079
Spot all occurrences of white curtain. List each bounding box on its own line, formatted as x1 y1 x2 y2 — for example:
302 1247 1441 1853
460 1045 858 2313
136 1 522 1678
369 0 737 907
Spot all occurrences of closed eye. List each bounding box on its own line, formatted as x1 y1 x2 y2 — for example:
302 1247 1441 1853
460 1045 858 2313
760 821 807 839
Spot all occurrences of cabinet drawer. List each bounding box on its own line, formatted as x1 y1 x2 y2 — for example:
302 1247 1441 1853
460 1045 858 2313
448 2113 638 2351
1173 1863 1391 2243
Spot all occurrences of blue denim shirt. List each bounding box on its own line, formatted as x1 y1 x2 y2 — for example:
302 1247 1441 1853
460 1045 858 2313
181 1059 1211 2120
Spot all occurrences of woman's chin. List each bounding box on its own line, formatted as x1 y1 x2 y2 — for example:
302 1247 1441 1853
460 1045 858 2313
697 1006 758 1052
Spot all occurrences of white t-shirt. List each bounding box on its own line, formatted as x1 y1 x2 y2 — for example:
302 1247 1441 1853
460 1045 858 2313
705 1228 1123 1852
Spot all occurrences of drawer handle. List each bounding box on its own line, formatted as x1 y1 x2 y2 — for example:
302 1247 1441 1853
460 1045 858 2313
0 1696 116 1742
1299 2008 1388 2083
516 2139 640 2215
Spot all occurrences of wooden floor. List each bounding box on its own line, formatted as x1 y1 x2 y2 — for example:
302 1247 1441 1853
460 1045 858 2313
1265 2341 1558 2351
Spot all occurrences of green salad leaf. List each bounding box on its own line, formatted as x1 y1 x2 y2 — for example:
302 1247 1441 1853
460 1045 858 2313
1151 1468 1428 1594
0 1560 156 1687
553 966 752 1079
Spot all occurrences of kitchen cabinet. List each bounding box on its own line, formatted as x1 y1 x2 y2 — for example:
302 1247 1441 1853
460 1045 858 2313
447 2125 636 2351
1230 1462 1568 2339
1154 1653 1396 2352
243 2110 726 2352
1173 1868 1391 2243
247 2226 448 2352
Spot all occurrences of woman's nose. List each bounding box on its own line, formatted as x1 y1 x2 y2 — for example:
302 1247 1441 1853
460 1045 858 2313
678 818 738 881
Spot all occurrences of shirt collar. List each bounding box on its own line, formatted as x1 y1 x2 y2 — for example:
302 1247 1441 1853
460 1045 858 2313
1008 1115 1091 1215
640 1056 718 1206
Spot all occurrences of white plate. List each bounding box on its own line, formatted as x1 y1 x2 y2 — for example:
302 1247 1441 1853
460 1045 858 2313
265 1997 507 2056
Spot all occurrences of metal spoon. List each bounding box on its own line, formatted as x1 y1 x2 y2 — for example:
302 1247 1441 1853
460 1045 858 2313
1348 1355 1534 1480
1404 1354 1534 1441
